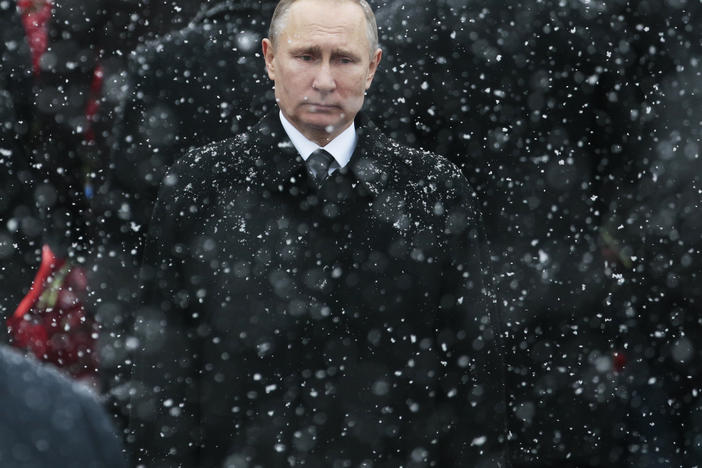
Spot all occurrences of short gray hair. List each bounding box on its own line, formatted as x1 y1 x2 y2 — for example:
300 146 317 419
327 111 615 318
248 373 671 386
268 0 379 58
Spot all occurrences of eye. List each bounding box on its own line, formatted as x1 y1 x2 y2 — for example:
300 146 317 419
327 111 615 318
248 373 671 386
339 57 354 64
297 55 313 62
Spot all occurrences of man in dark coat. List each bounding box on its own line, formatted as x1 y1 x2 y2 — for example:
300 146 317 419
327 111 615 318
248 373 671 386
128 0 508 466
373 1 702 467
0 344 126 467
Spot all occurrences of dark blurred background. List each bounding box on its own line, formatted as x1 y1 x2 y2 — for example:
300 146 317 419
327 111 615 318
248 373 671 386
1 0 700 466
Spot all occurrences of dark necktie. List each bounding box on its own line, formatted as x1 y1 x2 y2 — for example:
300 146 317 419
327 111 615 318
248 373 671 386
306 148 335 187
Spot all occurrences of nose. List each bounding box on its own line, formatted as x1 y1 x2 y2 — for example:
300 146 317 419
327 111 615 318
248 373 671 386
312 63 336 93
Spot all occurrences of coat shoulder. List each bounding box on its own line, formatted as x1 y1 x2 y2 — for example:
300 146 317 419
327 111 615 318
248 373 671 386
376 131 475 201
166 134 252 192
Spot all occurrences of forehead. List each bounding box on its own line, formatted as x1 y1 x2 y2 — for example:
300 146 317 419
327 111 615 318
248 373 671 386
281 0 369 49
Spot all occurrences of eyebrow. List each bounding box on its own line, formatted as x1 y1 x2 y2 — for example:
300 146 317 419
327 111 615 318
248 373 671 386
289 45 361 61
332 48 362 61
289 45 322 56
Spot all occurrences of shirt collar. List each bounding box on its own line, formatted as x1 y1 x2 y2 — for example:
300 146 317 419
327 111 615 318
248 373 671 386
245 112 390 199
279 111 357 171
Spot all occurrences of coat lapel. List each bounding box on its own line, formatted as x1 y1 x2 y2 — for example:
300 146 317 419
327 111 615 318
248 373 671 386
348 114 396 198
246 112 308 191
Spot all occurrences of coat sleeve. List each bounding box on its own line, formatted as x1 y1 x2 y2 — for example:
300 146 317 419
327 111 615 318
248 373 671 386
434 167 510 467
126 152 207 467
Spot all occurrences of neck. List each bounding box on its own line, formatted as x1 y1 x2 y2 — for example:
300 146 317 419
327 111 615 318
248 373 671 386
306 131 339 147
298 121 354 147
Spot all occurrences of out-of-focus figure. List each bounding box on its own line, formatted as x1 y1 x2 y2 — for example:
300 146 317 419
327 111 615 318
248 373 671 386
0 0 42 340
104 0 276 263
98 0 276 398
2 0 99 382
372 0 702 466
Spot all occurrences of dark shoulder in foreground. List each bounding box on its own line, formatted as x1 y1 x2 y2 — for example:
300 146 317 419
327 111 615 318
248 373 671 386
0 345 126 468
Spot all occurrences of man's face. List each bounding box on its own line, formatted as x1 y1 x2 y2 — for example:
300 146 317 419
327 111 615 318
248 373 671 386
262 0 382 145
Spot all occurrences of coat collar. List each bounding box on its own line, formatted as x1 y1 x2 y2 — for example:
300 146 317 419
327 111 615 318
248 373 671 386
247 111 394 198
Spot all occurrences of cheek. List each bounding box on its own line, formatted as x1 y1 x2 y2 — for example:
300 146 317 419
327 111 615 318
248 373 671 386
280 67 311 93
340 72 370 97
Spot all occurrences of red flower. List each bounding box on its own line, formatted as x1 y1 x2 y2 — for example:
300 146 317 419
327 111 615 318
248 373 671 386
6 245 98 380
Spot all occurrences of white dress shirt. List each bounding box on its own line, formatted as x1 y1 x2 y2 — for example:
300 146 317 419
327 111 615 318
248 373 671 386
279 111 357 174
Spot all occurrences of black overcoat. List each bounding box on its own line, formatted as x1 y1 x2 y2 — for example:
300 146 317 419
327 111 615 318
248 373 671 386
129 112 508 467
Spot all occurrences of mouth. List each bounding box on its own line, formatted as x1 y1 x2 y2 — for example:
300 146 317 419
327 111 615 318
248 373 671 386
302 103 341 112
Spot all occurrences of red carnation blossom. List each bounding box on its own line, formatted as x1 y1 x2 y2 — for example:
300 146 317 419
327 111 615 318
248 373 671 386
6 245 98 380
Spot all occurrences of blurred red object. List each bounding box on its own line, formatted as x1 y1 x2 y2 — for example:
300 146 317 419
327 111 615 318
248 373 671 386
613 351 627 372
83 65 104 146
17 0 53 75
6 245 98 380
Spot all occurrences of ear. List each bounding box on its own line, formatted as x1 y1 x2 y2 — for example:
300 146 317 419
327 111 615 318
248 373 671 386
365 48 382 90
262 38 276 80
